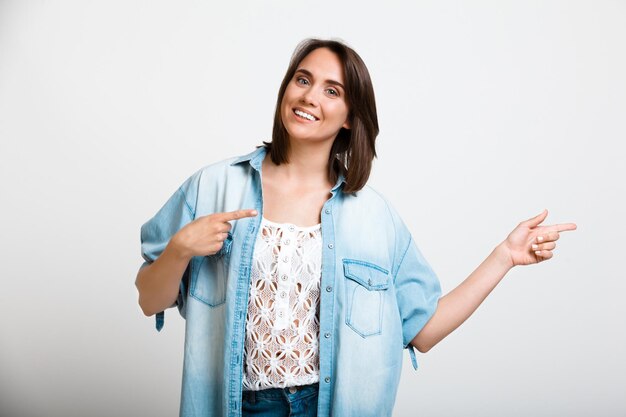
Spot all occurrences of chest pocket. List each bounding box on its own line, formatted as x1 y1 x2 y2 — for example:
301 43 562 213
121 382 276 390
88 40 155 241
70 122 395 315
189 232 232 307
343 259 390 337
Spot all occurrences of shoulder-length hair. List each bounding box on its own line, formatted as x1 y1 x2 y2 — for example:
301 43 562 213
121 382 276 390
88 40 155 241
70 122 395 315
263 38 379 193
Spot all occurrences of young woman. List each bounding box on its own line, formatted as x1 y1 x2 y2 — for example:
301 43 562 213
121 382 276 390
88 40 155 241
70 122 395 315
136 38 577 417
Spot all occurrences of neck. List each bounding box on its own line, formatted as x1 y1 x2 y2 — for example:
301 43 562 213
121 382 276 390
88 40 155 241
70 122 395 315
267 139 334 188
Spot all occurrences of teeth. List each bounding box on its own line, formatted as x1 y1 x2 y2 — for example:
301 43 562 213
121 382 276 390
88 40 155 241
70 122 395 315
295 109 316 121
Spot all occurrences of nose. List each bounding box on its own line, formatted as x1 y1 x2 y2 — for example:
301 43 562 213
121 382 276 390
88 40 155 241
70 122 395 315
299 87 319 107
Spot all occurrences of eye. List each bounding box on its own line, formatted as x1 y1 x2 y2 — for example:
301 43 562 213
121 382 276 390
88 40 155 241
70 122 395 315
296 76 309 86
325 88 339 97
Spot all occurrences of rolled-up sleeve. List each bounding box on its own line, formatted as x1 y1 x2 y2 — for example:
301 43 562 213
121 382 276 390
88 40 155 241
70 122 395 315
141 189 195 263
139 171 201 328
393 235 441 349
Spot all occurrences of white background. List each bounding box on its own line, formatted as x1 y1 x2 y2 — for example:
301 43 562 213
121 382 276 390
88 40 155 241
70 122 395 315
1 1 624 416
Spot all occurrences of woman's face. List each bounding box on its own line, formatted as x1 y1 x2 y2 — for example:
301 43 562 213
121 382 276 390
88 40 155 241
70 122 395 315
280 47 350 147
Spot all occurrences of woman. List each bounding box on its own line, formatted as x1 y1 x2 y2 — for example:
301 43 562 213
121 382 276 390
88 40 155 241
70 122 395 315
136 38 576 417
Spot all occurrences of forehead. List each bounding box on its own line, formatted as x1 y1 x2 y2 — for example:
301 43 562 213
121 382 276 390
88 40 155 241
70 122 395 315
297 48 345 83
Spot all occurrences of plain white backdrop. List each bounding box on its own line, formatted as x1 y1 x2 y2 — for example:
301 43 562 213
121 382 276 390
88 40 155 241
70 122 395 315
1 1 624 416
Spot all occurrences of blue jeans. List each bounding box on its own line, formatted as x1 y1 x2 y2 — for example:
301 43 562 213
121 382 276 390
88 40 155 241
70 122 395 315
241 383 319 417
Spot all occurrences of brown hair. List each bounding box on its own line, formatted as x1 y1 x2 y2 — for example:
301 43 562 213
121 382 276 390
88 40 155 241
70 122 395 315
263 38 379 193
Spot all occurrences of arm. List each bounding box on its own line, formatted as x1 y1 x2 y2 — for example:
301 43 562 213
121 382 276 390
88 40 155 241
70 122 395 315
411 244 511 352
135 241 192 317
411 209 577 353
135 209 258 317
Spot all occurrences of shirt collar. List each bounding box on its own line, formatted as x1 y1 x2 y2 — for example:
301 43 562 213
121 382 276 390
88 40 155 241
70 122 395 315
231 146 346 192
230 146 267 172
331 172 346 194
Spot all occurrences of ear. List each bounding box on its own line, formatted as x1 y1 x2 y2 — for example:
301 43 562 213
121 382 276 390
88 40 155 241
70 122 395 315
342 118 351 130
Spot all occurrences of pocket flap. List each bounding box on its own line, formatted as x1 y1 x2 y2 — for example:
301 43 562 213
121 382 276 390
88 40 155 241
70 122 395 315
343 259 390 290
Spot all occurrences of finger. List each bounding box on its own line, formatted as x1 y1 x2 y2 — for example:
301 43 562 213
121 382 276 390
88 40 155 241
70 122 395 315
218 209 258 222
522 209 548 228
531 242 556 251
534 250 553 261
210 241 224 254
217 232 229 241
216 223 232 233
536 232 560 243
542 223 577 233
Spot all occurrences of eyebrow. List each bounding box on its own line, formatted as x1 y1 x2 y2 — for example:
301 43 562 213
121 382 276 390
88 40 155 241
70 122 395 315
295 68 345 90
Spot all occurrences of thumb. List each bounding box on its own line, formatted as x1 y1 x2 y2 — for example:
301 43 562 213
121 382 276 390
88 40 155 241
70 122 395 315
523 209 548 228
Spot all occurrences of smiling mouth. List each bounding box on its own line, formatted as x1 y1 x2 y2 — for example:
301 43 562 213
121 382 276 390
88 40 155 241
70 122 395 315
293 109 318 121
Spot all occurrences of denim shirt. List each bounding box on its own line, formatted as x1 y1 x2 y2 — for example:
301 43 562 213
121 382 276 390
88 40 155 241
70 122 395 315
140 146 441 417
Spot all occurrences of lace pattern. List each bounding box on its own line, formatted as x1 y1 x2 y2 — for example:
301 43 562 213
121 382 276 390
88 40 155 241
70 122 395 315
242 217 322 391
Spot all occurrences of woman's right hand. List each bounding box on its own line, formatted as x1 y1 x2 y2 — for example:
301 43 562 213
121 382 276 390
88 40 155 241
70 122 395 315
171 209 258 258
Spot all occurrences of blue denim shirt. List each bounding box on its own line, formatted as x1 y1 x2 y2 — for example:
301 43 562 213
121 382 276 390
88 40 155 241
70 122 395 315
140 146 441 417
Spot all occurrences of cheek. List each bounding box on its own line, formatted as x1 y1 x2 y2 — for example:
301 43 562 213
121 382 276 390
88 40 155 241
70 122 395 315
282 84 298 103
332 103 350 121
280 97 291 119
281 89 299 113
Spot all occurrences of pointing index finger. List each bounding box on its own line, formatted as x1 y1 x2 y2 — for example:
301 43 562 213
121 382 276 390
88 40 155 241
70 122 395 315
543 223 578 233
219 209 258 222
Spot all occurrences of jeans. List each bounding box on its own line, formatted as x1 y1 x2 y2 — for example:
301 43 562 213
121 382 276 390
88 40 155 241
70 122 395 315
241 383 319 417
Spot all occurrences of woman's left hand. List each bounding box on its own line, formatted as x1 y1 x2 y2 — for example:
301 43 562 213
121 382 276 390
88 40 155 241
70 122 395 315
502 209 577 267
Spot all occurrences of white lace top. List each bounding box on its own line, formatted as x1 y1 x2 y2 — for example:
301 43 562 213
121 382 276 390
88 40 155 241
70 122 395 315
241 217 322 391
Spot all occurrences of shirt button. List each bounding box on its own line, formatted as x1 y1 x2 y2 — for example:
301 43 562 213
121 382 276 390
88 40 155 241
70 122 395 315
328 243 334 249
324 377 331 383
326 286 332 292
289 387 297 394
325 208 331 214
282 256 289 263
280 291 287 299
288 225 295 232
324 332 331 338
277 310 284 317
284 238 291 245
281 274 288 281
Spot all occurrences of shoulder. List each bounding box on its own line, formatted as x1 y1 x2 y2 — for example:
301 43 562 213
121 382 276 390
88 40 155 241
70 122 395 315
187 147 264 185
337 184 412 249
194 147 264 179
193 155 246 178
342 184 403 225
335 184 415 273
178 147 263 206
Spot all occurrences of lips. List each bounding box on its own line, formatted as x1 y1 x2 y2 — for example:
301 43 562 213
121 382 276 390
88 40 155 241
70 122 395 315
293 108 319 121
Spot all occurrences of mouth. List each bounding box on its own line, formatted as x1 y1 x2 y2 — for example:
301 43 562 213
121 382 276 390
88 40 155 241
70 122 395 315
293 108 319 121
